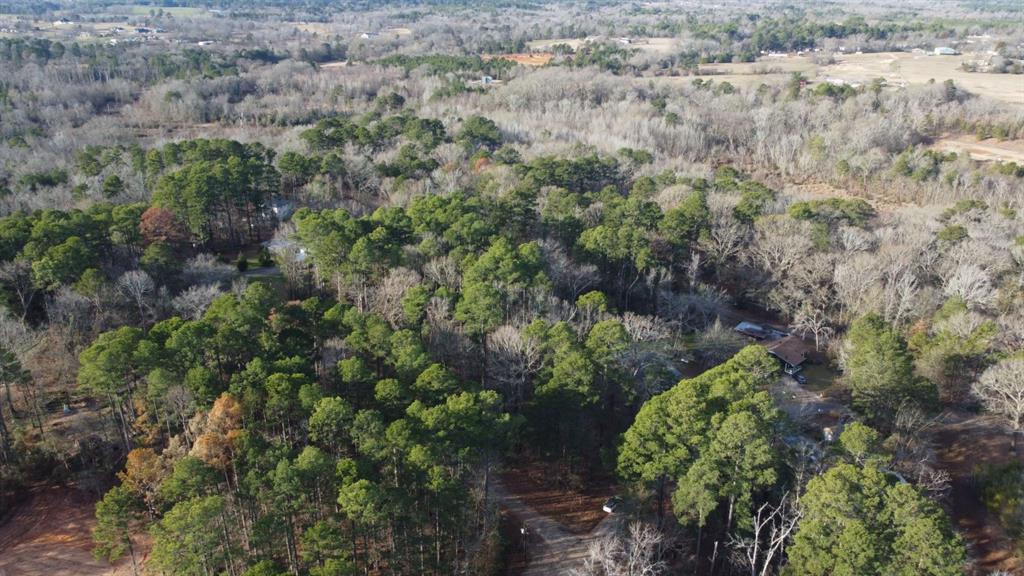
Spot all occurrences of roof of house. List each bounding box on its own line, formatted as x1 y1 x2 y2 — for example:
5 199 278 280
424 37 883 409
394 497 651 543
766 335 809 368
735 321 770 339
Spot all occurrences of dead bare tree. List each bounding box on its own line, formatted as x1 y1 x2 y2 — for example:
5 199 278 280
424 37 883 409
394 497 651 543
727 492 802 576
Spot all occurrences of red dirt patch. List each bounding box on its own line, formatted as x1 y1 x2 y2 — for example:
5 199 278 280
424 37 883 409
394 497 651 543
485 53 553 66
0 486 142 576
499 462 614 534
934 412 1023 575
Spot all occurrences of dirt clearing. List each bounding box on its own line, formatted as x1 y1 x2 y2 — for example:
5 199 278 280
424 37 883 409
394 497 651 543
494 464 621 576
0 486 139 576
487 53 553 67
933 135 1024 163
498 462 613 533
679 52 1024 105
934 411 1023 575
631 37 678 54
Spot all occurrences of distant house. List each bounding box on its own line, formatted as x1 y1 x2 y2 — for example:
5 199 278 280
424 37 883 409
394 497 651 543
53 17 73 26
766 335 809 375
360 32 379 39
934 46 959 56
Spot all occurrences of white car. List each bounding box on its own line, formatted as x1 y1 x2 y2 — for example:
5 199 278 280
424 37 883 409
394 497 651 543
602 496 622 514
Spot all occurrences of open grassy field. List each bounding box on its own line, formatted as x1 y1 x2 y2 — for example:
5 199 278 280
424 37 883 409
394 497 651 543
527 37 586 51
688 51 1024 105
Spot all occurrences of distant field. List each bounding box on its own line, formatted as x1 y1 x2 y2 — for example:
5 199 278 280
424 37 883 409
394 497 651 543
488 53 553 66
688 51 1024 105
933 135 1024 163
527 37 585 51
293 22 333 35
129 6 204 17
528 36 678 54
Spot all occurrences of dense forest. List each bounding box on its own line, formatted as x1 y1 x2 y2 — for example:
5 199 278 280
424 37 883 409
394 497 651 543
0 0 1022 575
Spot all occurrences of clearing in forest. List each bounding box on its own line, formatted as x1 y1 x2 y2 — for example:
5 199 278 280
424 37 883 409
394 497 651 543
0 486 141 576
932 136 1024 163
487 53 554 66
934 411 1023 575
684 51 1024 105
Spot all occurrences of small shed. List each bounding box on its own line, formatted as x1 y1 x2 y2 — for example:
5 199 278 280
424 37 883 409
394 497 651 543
766 335 809 374
735 321 771 339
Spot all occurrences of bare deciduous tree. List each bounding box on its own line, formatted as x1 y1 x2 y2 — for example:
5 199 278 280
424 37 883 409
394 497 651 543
0 259 38 321
422 255 462 290
943 263 996 312
372 267 422 328
792 306 835 351
728 493 801 576
973 358 1024 452
540 239 599 300
117 270 155 325
571 521 669 576
696 318 745 368
172 284 225 321
181 253 237 287
486 324 543 411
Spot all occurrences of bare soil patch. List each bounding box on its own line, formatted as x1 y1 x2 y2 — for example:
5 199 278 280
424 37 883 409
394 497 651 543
676 51 1023 105
499 462 613 534
933 135 1024 163
934 411 1023 575
0 486 141 576
487 53 553 67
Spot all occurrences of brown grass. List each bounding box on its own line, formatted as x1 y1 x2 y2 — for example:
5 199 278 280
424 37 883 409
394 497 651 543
668 51 1024 105
486 53 554 67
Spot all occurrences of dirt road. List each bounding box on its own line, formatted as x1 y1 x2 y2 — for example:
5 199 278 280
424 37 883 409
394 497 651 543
493 478 621 575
